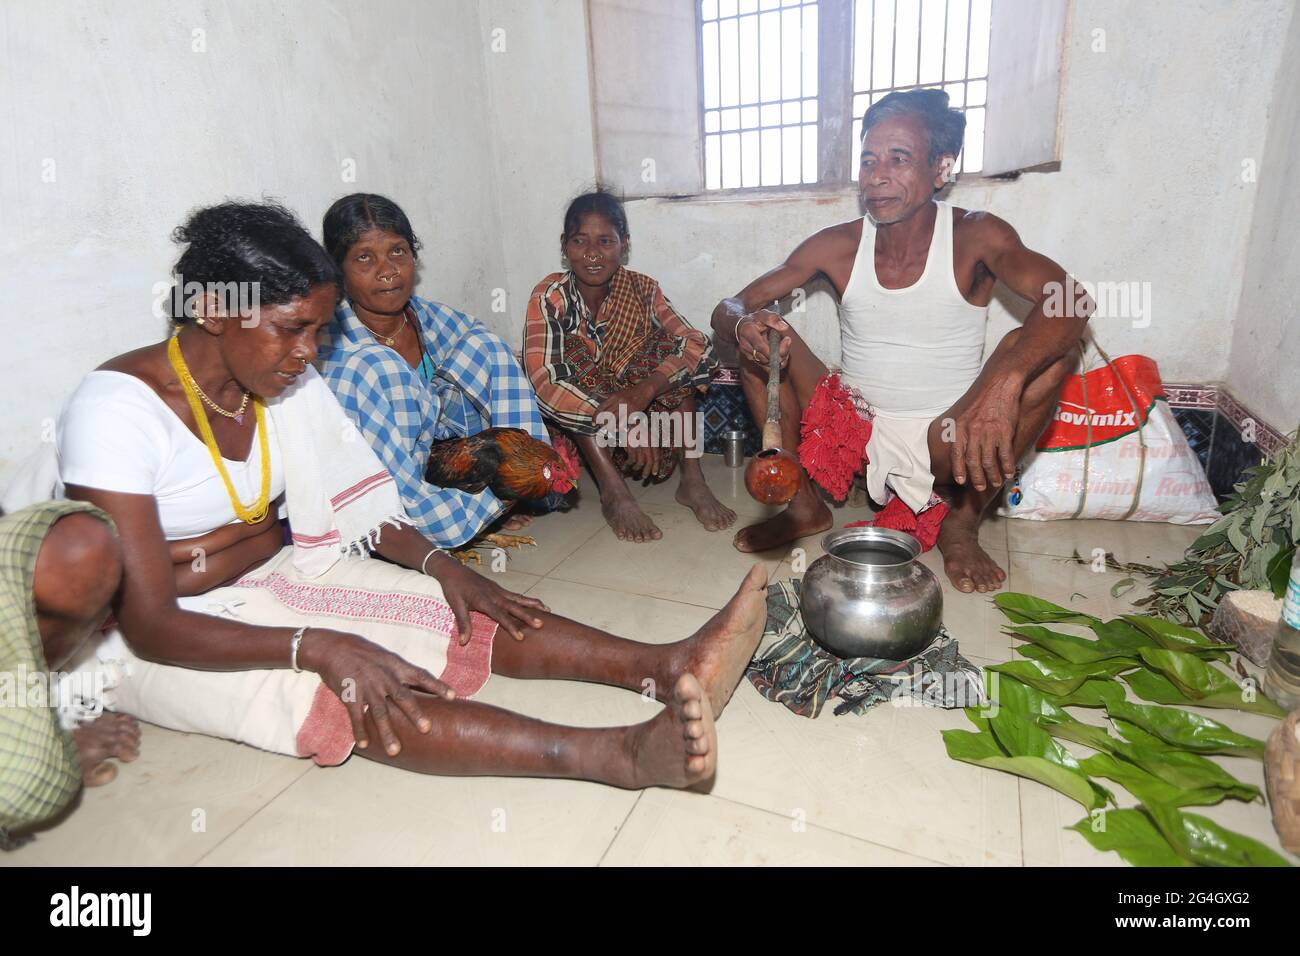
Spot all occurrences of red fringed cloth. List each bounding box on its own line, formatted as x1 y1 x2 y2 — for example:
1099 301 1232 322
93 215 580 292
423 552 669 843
846 496 949 552
799 375 948 552
797 374 874 502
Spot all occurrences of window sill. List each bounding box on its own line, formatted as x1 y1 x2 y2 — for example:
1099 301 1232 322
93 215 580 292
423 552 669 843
635 171 1027 206
630 183 856 205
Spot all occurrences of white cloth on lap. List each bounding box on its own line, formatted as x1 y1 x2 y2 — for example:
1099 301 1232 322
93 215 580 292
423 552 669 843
76 546 495 764
863 412 940 514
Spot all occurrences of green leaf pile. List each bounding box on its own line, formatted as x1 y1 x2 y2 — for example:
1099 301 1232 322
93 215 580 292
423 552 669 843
940 593 1292 867
1069 808 1292 867
944 708 1112 812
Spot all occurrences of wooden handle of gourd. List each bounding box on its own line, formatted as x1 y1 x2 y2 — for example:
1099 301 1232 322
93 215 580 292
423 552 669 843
762 327 782 450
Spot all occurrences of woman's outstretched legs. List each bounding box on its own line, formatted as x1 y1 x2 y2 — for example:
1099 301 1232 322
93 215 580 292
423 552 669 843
359 673 715 789
357 563 771 789
489 562 768 718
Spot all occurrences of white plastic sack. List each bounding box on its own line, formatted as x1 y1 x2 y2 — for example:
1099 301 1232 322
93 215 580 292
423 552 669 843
999 353 1218 524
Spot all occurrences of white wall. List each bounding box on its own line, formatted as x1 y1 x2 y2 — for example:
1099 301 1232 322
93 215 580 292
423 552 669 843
477 0 1294 394
476 0 598 343
0 0 506 480
1228 2 1300 432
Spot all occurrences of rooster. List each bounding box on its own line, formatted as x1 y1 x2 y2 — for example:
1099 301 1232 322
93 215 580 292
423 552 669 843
425 427 579 500
424 428 581 561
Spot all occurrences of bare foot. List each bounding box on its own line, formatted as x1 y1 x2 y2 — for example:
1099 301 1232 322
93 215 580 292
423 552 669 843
602 493 662 543
664 563 768 717
936 516 1006 592
733 498 832 553
71 712 141 786
626 674 716 788
675 476 737 531
501 513 533 532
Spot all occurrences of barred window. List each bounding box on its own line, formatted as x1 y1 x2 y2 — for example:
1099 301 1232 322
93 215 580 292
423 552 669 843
850 0 992 176
695 0 1013 193
589 0 1063 198
699 0 821 190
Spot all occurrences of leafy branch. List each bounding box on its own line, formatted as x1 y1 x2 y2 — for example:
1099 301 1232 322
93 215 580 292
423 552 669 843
1109 431 1299 626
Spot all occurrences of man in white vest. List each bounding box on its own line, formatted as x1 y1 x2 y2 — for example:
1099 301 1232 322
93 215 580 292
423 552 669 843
712 89 1087 593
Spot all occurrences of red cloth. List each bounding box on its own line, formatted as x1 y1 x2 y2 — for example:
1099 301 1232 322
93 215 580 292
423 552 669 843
799 374 947 551
797 374 873 502
845 496 949 552
295 610 497 766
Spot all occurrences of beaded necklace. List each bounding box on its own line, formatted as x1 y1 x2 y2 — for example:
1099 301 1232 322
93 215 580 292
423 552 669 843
167 334 271 524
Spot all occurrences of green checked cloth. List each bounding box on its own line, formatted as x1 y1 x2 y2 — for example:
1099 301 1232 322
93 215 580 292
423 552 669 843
0 500 112 837
746 579 984 718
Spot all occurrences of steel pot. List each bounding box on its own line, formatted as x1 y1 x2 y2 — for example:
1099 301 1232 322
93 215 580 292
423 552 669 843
801 526 943 661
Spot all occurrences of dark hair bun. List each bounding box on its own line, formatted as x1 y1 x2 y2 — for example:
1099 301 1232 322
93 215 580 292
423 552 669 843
169 200 341 321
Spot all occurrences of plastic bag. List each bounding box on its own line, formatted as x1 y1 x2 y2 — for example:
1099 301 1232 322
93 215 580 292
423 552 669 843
999 353 1218 524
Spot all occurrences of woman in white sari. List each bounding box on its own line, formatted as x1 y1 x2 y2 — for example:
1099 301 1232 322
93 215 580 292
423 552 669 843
59 202 767 789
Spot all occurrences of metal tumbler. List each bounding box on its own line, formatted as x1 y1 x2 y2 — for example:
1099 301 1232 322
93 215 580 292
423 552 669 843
722 429 746 468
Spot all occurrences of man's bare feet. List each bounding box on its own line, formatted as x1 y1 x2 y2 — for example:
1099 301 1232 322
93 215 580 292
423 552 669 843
664 563 768 717
675 474 737 531
500 513 533 532
602 493 662 543
733 497 832 553
936 515 1006 592
626 673 716 788
71 712 141 786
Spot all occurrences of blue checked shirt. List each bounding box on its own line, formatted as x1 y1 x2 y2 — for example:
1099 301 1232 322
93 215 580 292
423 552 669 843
319 296 548 548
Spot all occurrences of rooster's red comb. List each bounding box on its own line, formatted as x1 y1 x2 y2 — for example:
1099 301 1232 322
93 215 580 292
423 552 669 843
549 430 582 493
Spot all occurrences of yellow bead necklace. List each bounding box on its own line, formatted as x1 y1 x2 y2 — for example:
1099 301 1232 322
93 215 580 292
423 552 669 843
167 334 271 525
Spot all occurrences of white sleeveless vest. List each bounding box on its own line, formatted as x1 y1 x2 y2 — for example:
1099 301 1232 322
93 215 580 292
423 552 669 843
838 201 987 420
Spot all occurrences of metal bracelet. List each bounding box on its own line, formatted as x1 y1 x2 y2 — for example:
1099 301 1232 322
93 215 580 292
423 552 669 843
289 626 309 673
420 548 442 576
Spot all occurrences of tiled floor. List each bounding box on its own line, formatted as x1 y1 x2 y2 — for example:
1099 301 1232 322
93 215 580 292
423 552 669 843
4 456 1290 866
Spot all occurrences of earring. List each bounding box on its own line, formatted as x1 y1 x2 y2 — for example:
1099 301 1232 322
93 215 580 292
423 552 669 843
196 318 205 326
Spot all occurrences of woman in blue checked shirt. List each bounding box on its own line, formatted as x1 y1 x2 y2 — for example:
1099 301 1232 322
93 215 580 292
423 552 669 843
318 194 550 549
